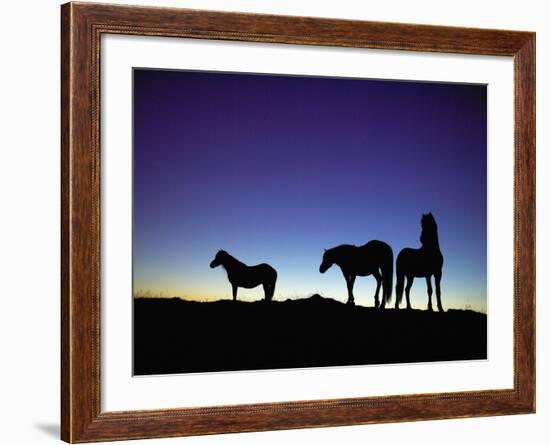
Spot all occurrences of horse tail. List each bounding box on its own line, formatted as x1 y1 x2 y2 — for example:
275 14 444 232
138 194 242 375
270 269 277 301
381 246 393 304
395 259 404 306
265 267 277 301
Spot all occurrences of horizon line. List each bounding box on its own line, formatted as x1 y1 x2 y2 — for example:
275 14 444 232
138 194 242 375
133 294 487 315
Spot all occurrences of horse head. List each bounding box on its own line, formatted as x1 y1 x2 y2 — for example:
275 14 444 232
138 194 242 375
421 213 437 231
210 250 227 268
319 248 334 273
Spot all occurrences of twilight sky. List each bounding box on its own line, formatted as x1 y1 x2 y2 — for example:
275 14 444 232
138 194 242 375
133 69 487 313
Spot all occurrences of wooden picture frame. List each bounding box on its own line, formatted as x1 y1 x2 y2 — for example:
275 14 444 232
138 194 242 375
61 2 535 442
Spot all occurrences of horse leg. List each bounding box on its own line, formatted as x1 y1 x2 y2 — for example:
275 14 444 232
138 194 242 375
262 282 274 301
232 284 238 302
426 275 433 311
434 270 444 312
395 271 405 309
373 270 382 309
405 275 414 310
345 275 356 306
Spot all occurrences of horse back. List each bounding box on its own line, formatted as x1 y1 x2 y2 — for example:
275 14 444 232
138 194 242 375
245 263 277 282
363 240 393 256
335 242 390 276
255 263 277 278
228 263 276 289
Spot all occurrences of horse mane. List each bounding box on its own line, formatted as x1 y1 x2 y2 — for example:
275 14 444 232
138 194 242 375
327 244 354 252
324 244 353 258
217 250 246 268
420 213 439 249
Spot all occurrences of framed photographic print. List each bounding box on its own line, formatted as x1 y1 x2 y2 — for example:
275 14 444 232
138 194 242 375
61 2 535 443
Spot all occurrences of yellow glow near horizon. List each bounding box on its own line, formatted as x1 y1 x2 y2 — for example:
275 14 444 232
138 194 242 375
132 286 487 314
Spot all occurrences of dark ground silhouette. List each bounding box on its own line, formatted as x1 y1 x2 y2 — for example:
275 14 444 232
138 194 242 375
134 295 486 375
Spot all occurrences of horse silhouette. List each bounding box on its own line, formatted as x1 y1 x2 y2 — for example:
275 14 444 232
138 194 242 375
395 213 444 311
319 240 393 307
210 250 277 302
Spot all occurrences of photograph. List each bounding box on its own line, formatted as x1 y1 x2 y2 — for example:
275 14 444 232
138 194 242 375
132 68 488 375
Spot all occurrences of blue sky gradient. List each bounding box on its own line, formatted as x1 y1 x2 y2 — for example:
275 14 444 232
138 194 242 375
133 69 487 312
